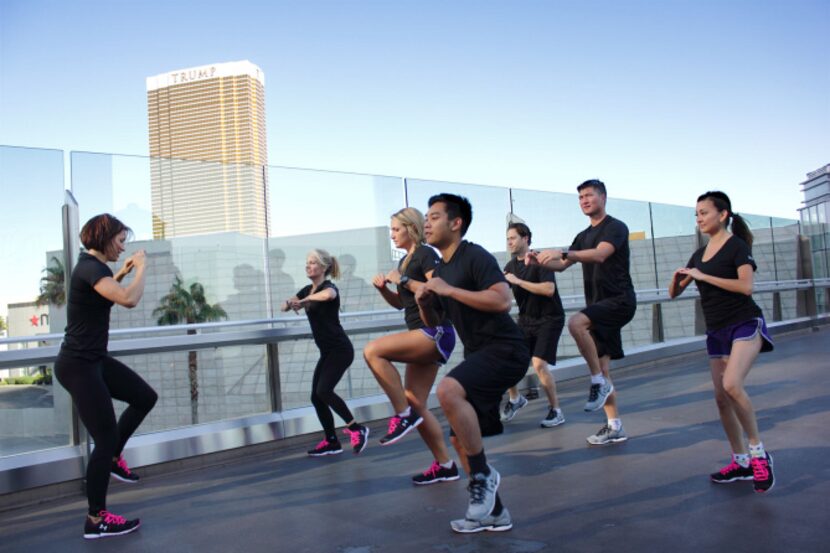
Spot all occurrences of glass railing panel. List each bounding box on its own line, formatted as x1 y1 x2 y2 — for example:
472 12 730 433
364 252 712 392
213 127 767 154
0 146 71 456
267 166 404 315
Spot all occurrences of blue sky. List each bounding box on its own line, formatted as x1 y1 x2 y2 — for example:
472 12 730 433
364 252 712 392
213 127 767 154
1 0 828 220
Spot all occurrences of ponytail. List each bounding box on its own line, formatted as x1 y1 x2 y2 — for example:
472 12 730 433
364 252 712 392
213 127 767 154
328 256 341 279
730 213 753 248
697 190 753 247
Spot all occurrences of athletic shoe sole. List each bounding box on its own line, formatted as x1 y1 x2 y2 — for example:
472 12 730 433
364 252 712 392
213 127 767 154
412 473 461 486
83 522 141 540
379 417 423 446
110 473 140 484
451 520 513 533
540 417 565 428
308 449 343 457
711 475 753 484
586 436 628 446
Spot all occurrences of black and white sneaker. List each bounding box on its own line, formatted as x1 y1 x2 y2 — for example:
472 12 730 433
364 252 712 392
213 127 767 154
412 460 461 485
83 510 141 540
380 412 423 445
344 425 370 454
307 438 343 457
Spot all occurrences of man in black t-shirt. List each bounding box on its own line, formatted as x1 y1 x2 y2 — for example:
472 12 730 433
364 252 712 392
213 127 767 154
416 193 529 533
501 222 566 428
530 180 637 446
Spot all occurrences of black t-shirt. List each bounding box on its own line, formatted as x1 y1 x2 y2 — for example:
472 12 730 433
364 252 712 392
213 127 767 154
60 252 114 360
503 257 564 324
397 245 448 330
686 235 763 331
570 215 635 304
297 280 352 351
433 241 525 353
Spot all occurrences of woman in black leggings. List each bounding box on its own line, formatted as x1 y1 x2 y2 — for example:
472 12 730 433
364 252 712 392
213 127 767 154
282 249 368 456
54 214 158 539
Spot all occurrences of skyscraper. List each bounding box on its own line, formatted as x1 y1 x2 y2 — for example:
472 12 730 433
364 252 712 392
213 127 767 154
147 60 269 238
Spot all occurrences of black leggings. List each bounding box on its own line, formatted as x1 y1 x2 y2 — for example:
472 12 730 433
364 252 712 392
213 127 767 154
311 347 355 440
54 354 158 515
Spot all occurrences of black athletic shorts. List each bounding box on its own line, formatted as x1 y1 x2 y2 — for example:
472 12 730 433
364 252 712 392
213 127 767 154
446 341 530 438
520 315 564 365
581 296 637 360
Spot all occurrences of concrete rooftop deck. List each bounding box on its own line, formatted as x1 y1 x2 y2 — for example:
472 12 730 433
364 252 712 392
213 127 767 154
1 327 829 552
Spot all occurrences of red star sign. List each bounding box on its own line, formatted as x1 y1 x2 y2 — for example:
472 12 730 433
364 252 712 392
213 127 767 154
30 315 39 327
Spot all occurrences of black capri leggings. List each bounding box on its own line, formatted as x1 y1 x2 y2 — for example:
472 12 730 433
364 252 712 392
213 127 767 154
54 353 158 515
311 347 355 440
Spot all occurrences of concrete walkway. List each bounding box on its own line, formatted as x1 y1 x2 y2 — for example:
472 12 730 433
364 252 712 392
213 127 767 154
1 328 829 552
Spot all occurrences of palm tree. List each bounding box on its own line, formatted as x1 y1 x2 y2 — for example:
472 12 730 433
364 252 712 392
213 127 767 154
36 257 65 307
153 275 227 424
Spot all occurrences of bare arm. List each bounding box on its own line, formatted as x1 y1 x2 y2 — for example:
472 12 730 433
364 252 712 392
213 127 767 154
372 273 404 310
565 242 616 264
505 272 555 297
424 277 512 313
668 269 694 299
678 264 754 296
93 251 146 308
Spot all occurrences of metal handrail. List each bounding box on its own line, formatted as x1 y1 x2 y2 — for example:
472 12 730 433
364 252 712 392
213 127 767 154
1 277 826 368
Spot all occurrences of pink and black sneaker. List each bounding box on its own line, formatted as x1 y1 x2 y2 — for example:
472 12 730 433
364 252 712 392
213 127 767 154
710 460 753 484
412 460 460 485
307 438 343 457
83 510 141 540
379 412 423 446
111 455 139 484
343 425 369 454
751 452 775 494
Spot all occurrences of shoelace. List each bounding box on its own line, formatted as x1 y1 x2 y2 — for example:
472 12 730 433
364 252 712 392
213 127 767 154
345 428 363 447
116 456 132 475
751 457 769 480
423 461 441 477
719 461 742 475
596 424 610 436
588 384 600 401
467 477 488 504
387 416 403 434
100 511 127 525
313 439 330 451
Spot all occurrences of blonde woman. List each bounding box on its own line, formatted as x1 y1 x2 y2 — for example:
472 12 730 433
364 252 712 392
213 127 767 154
364 207 460 485
283 249 369 456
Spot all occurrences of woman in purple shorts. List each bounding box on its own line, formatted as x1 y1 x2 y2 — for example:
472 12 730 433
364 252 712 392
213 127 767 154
669 191 775 494
364 207 460 485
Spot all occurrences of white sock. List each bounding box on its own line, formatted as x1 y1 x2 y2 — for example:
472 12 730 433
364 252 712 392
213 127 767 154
608 418 622 431
397 406 411 418
510 395 524 405
440 459 454 469
733 453 751 468
748 442 766 458
591 374 606 385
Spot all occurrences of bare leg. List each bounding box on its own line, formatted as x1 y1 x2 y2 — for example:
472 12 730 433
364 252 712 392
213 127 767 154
568 313 603 376
506 386 521 402
599 355 618 419
533 357 559 409
710 357 747 454
437 377 482 463
364 330 443 413
721 335 763 445
405 362 452 464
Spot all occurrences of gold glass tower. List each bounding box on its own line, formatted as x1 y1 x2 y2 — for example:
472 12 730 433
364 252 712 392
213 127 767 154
147 60 269 238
